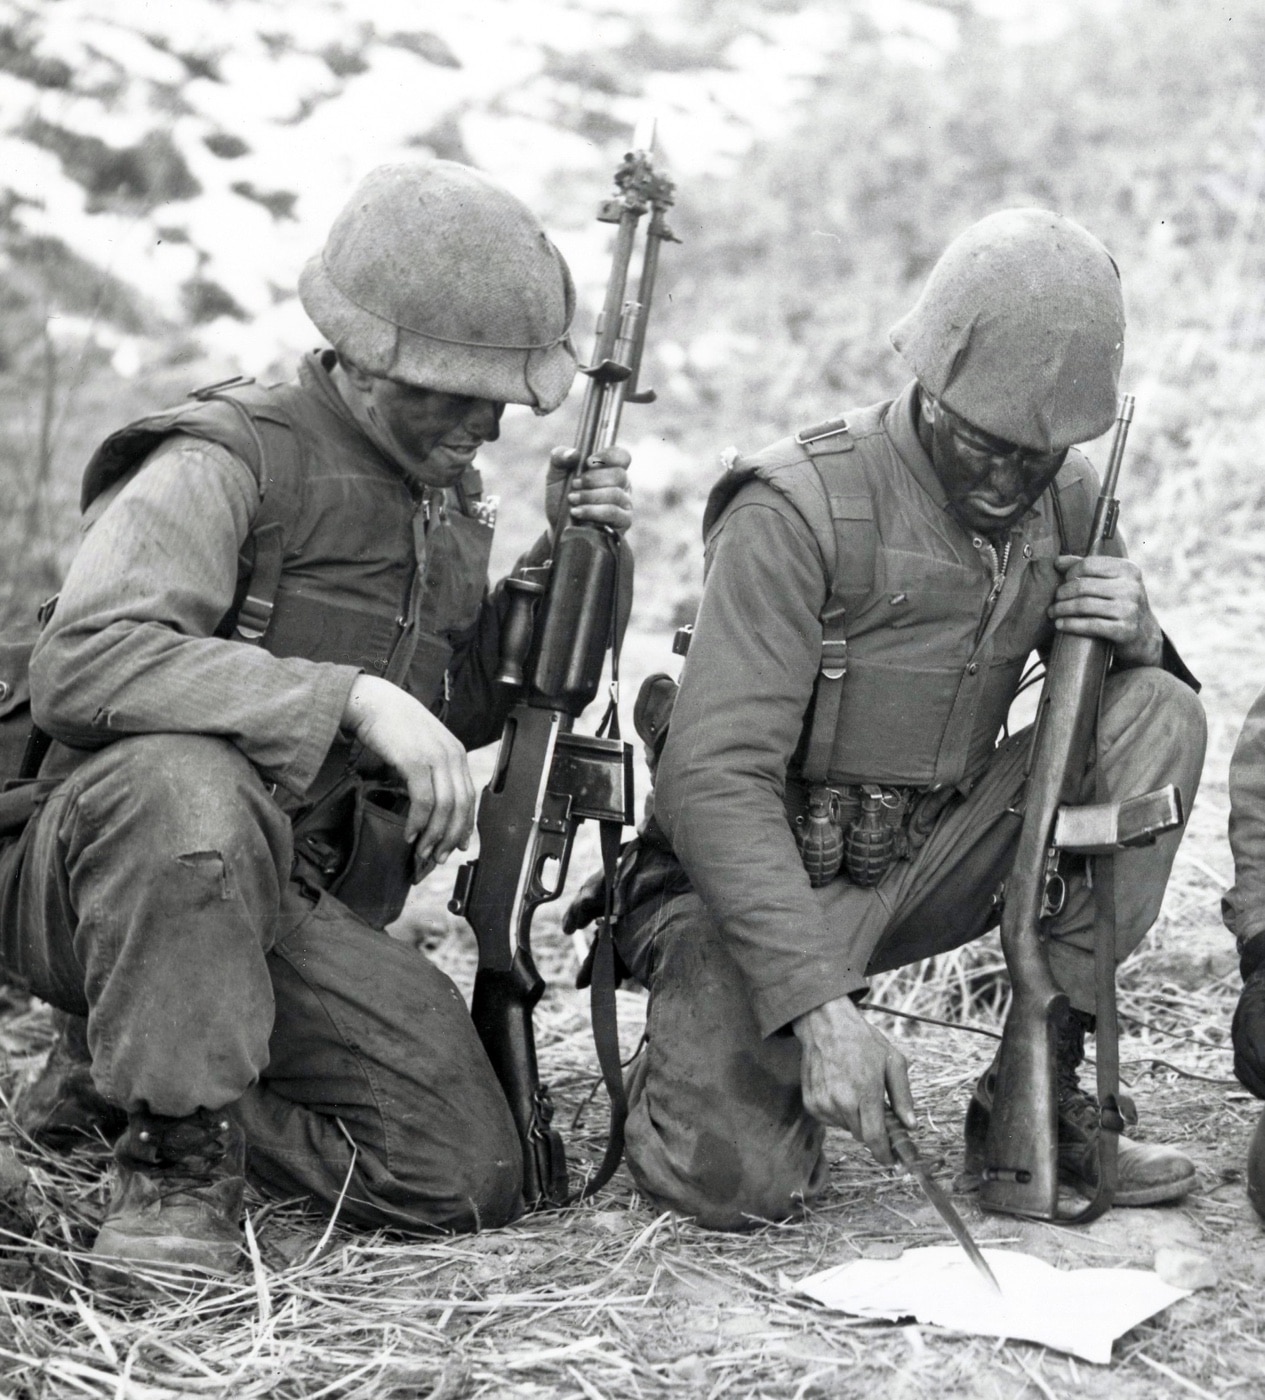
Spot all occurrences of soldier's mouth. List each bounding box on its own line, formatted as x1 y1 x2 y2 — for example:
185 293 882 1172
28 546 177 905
964 496 1017 521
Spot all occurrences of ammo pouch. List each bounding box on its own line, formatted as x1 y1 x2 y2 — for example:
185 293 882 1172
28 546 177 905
292 778 415 930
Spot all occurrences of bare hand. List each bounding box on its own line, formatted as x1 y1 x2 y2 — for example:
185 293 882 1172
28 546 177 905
546 444 633 535
792 995 917 1165
1049 554 1163 667
341 675 476 872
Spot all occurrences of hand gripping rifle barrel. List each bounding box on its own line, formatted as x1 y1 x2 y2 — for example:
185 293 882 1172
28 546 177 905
979 395 1184 1222
451 127 677 1208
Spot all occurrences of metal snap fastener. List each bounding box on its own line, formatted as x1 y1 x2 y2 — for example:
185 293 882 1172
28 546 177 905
0 681 9 702
967 663 979 676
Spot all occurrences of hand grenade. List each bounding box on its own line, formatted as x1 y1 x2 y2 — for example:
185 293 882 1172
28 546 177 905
844 784 897 887
794 786 844 888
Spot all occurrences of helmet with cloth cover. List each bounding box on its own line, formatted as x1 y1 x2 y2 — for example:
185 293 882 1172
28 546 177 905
299 161 578 412
889 208 1124 452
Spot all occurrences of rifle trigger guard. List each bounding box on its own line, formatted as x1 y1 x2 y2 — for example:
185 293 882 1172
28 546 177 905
1040 871 1067 919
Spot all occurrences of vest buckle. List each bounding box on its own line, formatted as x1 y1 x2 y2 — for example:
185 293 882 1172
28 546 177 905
235 593 274 641
820 638 848 681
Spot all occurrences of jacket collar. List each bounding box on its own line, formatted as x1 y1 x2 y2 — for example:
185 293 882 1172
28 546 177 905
884 380 953 511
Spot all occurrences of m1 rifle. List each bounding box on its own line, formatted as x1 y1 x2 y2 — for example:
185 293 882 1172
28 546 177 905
449 126 677 1207
980 395 1186 1222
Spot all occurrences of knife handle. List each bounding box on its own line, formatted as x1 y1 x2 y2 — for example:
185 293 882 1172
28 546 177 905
884 1109 919 1167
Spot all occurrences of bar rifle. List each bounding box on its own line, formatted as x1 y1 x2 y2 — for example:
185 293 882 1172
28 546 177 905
450 126 677 1206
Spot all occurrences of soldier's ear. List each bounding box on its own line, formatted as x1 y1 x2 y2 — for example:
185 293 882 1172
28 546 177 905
917 387 938 427
339 355 376 393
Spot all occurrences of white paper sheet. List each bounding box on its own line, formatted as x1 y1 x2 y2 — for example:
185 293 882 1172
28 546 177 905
797 1246 1190 1363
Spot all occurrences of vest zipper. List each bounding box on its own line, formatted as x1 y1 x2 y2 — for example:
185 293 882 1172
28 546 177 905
972 535 1013 644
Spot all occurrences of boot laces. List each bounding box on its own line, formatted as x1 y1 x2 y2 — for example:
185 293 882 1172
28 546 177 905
125 1112 233 1191
1055 1016 1100 1142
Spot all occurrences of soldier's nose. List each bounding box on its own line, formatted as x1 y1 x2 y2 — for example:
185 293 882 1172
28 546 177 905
467 399 503 443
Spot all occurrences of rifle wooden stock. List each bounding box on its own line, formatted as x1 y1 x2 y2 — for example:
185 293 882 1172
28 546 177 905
981 394 1153 1222
982 629 1110 1218
471 956 568 1206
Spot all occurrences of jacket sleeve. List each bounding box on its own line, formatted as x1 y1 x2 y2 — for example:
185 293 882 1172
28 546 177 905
1225 686 1265 947
29 436 360 795
655 485 869 1036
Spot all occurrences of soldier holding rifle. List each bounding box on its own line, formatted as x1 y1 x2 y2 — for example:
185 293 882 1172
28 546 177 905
597 210 1206 1229
0 161 632 1287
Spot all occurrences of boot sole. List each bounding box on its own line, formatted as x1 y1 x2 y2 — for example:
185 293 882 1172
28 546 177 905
1069 1165 1197 1208
91 1231 240 1298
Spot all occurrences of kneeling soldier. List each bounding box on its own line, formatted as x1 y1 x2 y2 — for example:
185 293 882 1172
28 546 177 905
0 161 632 1287
595 209 1204 1229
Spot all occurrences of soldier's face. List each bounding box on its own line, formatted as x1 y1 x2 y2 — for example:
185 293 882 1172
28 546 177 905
358 374 504 485
923 394 1067 536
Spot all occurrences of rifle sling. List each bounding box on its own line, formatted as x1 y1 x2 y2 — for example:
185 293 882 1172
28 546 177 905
573 816 629 1201
573 533 629 1200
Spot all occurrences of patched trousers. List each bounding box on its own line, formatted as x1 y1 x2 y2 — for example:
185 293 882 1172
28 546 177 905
614 667 1207 1230
0 734 521 1233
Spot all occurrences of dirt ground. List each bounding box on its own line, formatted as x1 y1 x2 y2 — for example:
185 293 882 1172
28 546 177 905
1 599 1264 1399
382 599 1265 1398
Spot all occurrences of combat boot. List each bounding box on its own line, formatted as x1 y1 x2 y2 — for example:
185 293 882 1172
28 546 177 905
14 1012 127 1148
964 1007 1196 1207
91 1107 245 1294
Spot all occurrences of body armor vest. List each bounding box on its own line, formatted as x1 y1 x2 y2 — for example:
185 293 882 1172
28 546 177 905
703 392 1096 791
80 355 497 718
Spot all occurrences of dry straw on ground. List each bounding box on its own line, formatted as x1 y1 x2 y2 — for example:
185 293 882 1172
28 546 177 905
0 581 1260 1400
0 828 1258 1400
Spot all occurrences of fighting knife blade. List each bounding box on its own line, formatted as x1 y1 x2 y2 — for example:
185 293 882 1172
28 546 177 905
885 1112 1002 1295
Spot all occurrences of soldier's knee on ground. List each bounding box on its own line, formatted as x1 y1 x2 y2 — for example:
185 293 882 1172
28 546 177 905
625 1059 827 1232
332 1121 524 1235
624 1131 817 1232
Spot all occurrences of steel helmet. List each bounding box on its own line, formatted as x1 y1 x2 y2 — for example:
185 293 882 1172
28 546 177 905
299 161 578 412
890 208 1124 452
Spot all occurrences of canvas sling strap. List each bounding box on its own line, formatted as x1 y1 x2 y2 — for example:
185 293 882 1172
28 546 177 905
572 536 631 1201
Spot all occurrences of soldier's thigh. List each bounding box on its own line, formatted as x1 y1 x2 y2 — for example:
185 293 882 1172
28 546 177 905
251 887 521 1230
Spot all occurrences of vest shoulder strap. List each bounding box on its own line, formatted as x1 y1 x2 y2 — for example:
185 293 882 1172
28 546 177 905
81 378 306 646
198 381 306 645
703 417 881 785
793 419 880 784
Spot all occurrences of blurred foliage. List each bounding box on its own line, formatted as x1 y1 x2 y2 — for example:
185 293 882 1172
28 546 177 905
2 0 1263 632
627 0 1265 621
